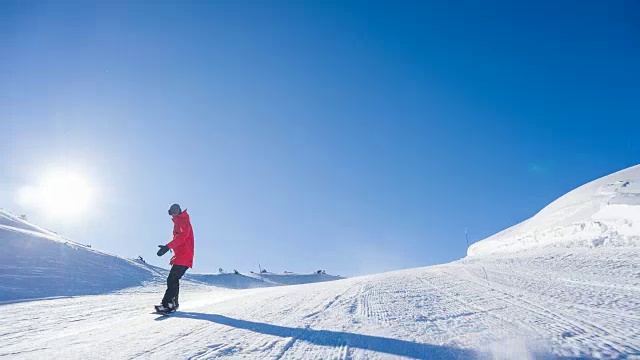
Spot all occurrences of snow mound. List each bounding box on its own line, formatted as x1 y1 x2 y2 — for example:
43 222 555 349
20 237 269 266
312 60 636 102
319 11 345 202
187 272 343 289
247 272 343 286
468 164 640 256
0 210 156 302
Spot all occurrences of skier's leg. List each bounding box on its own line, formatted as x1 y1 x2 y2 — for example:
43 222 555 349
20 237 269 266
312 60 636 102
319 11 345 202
173 265 188 308
161 265 181 307
174 280 179 308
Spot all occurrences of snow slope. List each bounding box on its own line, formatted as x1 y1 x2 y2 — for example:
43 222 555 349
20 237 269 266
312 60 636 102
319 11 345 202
1 165 639 359
0 210 342 302
2 247 637 359
0 209 156 302
468 165 640 256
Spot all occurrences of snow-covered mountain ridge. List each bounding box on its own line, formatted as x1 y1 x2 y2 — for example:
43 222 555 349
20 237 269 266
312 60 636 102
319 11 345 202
469 164 640 256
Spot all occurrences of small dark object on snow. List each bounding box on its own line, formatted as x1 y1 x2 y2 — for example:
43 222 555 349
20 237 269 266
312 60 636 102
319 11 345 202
261 269 267 273
234 269 240 274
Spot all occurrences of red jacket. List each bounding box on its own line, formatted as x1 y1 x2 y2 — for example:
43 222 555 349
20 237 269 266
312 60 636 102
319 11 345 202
167 209 194 268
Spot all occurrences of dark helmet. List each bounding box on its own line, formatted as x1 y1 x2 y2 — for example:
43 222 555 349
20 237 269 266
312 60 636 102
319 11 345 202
168 204 182 216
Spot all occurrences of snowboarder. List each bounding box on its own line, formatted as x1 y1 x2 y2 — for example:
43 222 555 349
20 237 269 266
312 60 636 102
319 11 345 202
155 204 194 314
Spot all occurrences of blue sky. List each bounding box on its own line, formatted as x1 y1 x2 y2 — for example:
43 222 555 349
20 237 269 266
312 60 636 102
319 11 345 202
1 1 638 276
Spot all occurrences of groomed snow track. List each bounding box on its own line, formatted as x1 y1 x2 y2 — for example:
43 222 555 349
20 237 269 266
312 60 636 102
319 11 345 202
2 248 637 359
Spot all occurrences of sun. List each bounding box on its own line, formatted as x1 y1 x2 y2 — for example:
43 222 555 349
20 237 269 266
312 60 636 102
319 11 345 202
18 170 95 218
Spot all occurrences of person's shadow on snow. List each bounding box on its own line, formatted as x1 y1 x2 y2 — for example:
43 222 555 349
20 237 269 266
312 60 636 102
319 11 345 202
160 311 467 359
158 312 589 359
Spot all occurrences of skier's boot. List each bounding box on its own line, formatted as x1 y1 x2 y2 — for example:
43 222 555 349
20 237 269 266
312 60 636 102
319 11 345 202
173 297 179 311
154 303 176 314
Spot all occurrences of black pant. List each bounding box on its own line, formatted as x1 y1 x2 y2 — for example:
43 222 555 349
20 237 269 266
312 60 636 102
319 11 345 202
162 265 188 307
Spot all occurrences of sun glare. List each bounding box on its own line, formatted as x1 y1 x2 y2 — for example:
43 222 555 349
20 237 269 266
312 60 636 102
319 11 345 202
18 170 95 218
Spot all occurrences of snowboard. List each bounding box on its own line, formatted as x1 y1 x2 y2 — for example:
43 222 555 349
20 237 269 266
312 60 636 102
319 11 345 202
153 305 176 315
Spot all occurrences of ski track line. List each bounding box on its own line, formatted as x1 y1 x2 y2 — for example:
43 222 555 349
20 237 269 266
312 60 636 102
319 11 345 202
2 294 216 359
175 316 261 358
347 274 478 356
419 270 588 357
477 264 640 307
149 302 256 360
185 343 241 360
453 266 598 330
2 303 151 348
0 347 49 357
178 285 355 360
478 265 640 330
92 309 209 360
301 290 348 320
274 328 304 360
150 321 215 358
357 283 389 324
169 309 262 360
458 264 634 344
416 272 534 338
274 286 355 360
351 279 411 326
467 264 640 336
558 277 640 294
446 265 640 357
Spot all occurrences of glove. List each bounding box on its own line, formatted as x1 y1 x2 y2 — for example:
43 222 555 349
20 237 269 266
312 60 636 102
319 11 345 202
157 245 170 257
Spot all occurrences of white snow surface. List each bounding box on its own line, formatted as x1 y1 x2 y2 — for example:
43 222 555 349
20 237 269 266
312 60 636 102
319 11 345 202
1 165 640 359
468 164 640 256
2 248 638 359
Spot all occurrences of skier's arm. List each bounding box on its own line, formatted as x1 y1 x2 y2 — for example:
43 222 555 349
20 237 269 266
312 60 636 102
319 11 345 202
167 224 188 249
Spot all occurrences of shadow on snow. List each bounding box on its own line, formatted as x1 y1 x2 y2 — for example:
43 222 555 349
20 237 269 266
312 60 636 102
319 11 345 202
160 312 594 360
165 312 475 359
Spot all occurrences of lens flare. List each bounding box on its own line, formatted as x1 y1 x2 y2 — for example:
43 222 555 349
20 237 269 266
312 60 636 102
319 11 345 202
17 170 95 218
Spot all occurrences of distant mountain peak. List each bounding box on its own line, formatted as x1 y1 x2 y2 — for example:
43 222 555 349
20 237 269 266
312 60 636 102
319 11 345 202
468 164 640 256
